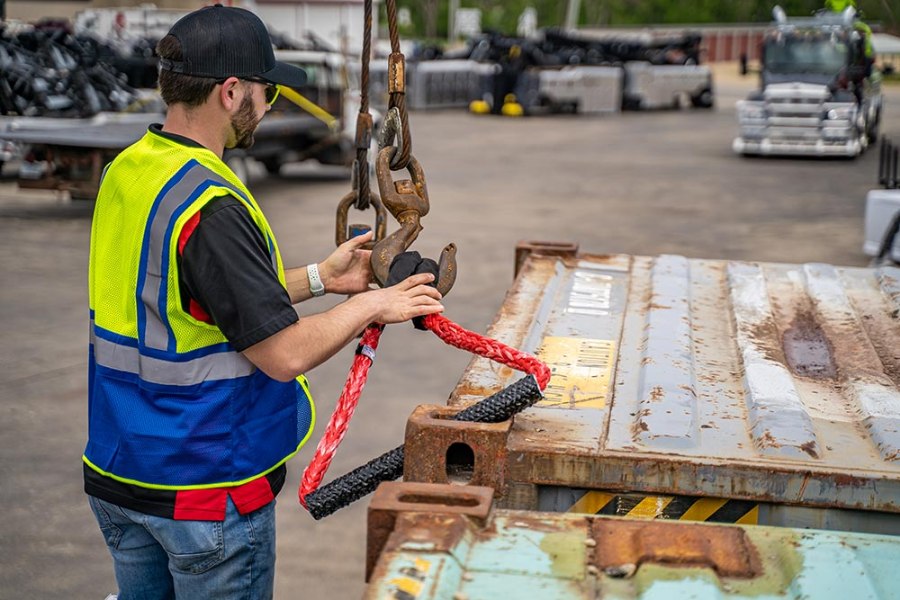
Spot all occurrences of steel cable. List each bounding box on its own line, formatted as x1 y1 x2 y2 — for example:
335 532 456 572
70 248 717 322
353 0 374 210
383 0 412 170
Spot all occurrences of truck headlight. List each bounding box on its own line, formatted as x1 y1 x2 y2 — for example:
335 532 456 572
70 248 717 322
826 107 854 120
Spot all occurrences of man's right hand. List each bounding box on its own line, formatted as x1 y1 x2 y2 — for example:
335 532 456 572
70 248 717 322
243 273 443 382
363 272 444 324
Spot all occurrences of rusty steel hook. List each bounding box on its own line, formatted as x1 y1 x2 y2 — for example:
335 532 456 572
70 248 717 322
371 146 457 296
335 189 387 250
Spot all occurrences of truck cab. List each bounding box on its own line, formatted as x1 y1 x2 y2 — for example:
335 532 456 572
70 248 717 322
733 5 882 158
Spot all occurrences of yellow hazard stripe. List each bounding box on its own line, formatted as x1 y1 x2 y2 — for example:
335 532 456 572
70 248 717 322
567 491 759 524
678 497 728 522
569 491 615 514
736 504 759 525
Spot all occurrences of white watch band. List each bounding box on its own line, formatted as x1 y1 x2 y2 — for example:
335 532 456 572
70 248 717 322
307 263 325 297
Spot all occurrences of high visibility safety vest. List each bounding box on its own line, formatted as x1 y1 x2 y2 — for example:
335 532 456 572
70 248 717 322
84 129 315 489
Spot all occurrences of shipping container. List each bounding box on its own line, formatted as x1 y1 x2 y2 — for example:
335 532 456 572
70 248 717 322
401 243 900 535
365 482 900 599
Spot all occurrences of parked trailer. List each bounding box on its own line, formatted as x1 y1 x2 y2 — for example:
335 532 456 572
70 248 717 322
398 242 900 535
365 482 900 599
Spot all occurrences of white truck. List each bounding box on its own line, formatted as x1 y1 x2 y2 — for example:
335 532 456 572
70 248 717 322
733 6 882 158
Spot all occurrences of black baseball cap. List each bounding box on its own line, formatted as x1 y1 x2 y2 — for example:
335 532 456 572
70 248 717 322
159 4 306 88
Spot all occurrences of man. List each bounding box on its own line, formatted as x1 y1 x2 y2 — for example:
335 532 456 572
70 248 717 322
84 5 443 599
824 0 875 63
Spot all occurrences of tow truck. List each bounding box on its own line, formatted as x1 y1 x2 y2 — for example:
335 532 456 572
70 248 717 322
733 5 882 158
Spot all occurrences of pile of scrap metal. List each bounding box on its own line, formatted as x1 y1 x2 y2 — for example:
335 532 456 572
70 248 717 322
367 28 713 115
464 28 703 67
0 20 149 118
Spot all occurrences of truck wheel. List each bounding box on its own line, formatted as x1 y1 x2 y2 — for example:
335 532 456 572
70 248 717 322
691 89 714 109
867 109 881 145
622 96 641 111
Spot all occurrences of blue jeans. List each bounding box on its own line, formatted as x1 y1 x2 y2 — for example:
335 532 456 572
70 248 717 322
89 495 276 600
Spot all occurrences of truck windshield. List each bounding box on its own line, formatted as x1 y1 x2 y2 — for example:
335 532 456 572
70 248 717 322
764 38 848 75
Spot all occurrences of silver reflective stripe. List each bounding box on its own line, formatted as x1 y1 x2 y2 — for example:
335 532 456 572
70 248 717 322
92 323 255 386
140 162 235 351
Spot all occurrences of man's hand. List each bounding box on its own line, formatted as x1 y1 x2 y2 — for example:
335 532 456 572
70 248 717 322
361 272 444 324
243 271 444 381
318 231 375 294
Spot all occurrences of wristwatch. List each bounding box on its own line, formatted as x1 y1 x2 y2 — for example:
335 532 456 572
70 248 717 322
307 263 325 297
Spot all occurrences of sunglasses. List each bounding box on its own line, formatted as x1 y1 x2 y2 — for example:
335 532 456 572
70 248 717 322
217 77 280 106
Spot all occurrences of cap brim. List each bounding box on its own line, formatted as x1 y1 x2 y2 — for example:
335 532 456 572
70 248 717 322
260 61 307 88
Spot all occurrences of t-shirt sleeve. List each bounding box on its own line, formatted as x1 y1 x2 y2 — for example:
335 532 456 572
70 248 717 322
179 196 298 352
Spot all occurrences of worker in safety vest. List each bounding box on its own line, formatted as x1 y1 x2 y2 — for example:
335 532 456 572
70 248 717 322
84 5 443 599
824 0 875 61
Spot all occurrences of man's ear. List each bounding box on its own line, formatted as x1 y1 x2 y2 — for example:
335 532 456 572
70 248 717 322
218 76 242 112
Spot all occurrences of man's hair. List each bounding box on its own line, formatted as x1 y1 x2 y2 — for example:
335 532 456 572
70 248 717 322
156 35 217 108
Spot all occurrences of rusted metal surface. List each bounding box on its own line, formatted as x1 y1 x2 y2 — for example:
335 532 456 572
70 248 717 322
404 406 513 493
365 482 900 599
514 240 580 278
371 147 457 295
366 482 493 581
592 518 761 578
404 247 900 531
335 189 387 249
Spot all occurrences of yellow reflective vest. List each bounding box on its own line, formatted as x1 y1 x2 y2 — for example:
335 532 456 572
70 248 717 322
84 128 314 489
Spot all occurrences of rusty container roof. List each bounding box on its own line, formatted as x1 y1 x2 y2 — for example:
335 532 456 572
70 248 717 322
447 251 900 513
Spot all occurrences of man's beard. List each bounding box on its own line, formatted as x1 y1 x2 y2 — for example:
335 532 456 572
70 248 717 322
227 93 259 150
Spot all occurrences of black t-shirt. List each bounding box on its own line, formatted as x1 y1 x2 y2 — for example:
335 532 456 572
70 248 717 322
177 195 298 350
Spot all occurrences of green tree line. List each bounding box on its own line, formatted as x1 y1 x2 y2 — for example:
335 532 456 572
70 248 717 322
395 0 897 39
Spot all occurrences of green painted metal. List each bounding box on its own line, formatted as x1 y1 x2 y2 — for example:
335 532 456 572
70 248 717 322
365 509 900 599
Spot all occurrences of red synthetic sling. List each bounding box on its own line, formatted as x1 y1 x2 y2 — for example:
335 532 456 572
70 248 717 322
298 313 550 507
